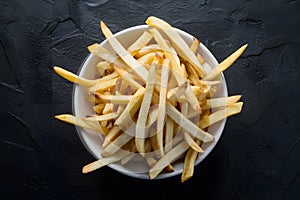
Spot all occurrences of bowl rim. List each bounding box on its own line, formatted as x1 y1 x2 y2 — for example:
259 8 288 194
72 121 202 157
72 24 228 180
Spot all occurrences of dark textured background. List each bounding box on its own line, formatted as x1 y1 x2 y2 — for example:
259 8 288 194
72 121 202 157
1 0 300 199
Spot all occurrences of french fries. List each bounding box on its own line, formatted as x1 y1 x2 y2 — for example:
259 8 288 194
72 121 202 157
54 16 247 181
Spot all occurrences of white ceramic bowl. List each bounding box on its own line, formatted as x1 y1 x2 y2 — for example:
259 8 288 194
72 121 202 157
72 25 228 179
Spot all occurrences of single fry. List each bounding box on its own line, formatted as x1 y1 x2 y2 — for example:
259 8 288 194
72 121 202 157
136 65 156 155
202 95 242 110
127 31 153 56
82 150 130 174
164 117 174 153
181 139 202 182
54 66 97 87
95 93 132 104
149 141 189 179
84 112 118 121
200 102 243 129
181 101 204 153
54 114 105 134
203 44 248 81
156 58 170 156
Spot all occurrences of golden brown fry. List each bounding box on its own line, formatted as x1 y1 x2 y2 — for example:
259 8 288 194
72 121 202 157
190 37 200 54
181 139 202 182
93 103 105 115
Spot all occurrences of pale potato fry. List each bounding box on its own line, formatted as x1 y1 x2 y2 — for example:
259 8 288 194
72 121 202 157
156 59 170 157
82 149 130 174
199 80 221 86
149 141 189 179
94 93 132 104
202 95 242 110
84 112 118 121
164 117 174 153
135 44 162 58
127 31 153 56
54 114 105 134
54 66 98 87
204 44 248 81
200 102 243 129
146 105 159 127
136 65 156 155
181 101 204 153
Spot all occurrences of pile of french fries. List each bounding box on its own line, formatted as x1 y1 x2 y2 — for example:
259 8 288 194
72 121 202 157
54 16 247 182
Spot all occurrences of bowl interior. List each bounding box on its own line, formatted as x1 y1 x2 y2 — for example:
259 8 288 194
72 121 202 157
72 25 228 179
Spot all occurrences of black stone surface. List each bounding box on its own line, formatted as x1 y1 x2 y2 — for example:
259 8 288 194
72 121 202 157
1 0 300 199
